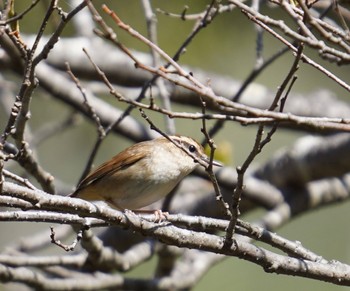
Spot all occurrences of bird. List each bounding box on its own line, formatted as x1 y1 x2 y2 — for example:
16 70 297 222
70 135 221 211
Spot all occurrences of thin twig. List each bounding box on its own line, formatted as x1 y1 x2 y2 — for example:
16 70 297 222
50 225 86 252
141 0 175 134
0 0 41 25
224 43 304 245
65 62 106 182
200 98 230 217
83 3 350 133
234 0 350 90
2 169 36 190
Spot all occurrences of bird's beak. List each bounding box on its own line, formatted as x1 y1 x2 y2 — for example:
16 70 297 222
201 155 223 167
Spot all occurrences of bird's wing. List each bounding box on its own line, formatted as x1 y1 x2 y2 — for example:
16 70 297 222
71 146 147 197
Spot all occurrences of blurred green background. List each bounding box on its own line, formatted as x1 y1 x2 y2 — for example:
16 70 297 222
1 1 350 290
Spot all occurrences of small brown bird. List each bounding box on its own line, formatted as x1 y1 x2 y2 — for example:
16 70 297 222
70 136 221 210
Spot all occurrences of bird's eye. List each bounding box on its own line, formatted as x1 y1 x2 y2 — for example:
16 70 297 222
189 144 196 153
